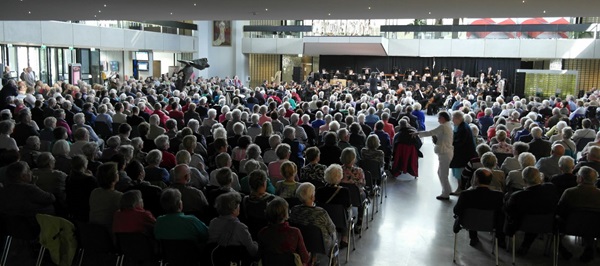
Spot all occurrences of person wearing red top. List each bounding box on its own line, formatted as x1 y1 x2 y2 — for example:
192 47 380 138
155 135 177 169
381 112 395 140
258 198 309 265
113 190 156 235
152 103 170 127
168 102 185 128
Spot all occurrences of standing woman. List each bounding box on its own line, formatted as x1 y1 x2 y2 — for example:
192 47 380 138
449 111 477 195
416 111 454 200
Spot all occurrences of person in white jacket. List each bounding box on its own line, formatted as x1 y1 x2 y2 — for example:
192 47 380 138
415 111 454 200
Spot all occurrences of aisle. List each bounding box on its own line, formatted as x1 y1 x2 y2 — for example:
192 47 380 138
344 115 597 266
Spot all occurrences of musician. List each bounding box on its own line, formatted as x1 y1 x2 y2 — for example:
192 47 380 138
367 73 379 95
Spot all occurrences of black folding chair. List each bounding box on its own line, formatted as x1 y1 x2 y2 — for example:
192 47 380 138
576 137 595 152
0 215 40 266
359 159 387 204
204 243 252 266
318 203 355 263
115 233 161 266
339 183 369 237
493 152 512 166
509 214 556 266
558 210 600 266
363 170 380 217
260 252 296 266
76 222 122 266
291 223 338 266
94 121 112 141
160 239 203 266
453 208 499 266
112 123 122 136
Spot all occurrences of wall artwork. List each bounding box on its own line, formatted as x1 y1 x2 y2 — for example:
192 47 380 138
213 20 232 46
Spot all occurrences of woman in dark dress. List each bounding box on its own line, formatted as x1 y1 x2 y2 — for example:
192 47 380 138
449 111 477 195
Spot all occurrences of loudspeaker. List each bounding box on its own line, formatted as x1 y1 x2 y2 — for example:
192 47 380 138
514 72 526 98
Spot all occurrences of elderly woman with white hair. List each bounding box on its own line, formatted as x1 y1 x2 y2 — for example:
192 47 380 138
144 149 170 187
51 139 72 175
0 120 18 151
154 134 177 170
289 182 337 253
315 164 352 248
506 152 536 193
202 109 218 128
72 113 101 143
239 144 267 174
247 114 262 141
33 152 68 209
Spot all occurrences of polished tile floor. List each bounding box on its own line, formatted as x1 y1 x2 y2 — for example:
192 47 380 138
345 115 599 266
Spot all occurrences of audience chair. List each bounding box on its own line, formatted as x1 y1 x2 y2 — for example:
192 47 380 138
575 138 595 153
205 243 251 266
160 239 202 266
359 159 387 203
94 121 112 141
1 215 40 266
318 203 355 263
260 252 297 266
453 208 499 266
363 170 379 219
35 214 77 266
493 153 512 166
111 123 122 136
115 233 160 266
509 214 556 266
558 210 600 266
199 125 212 137
339 183 369 237
75 222 122 266
291 223 338 266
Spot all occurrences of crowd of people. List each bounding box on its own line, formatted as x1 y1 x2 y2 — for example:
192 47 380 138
0 70 599 265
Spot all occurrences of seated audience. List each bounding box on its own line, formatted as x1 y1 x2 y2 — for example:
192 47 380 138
89 162 123 228
154 188 208 244
112 190 156 235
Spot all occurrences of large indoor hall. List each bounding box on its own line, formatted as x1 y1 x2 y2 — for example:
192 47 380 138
3 1 600 266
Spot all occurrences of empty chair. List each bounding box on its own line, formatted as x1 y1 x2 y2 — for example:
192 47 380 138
558 210 600 265
115 233 160 266
76 222 122 266
291 223 338 266
453 208 499 266
362 170 379 218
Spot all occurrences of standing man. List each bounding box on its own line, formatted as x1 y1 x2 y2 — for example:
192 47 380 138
416 111 454 200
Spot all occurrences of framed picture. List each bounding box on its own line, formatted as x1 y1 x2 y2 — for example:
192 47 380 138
213 20 232 46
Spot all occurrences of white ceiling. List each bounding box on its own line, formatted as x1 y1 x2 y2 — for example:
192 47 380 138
1 0 599 21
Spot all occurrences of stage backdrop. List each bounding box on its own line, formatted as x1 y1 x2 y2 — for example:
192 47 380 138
319 55 521 87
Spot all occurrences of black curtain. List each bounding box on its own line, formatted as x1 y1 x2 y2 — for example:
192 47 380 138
319 55 520 84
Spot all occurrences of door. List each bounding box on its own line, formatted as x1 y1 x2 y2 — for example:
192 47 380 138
153 60 161 78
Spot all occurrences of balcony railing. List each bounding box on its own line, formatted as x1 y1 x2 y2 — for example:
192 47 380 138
61 20 196 36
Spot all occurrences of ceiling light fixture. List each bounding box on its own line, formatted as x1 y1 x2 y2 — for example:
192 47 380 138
193 3 196 6
170 12 173 15
368 7 371 10
429 11 432 15
98 10 101 13
328 13 331 16
543 10 546 13
103 4 107 7
94 15 97 18
522 0 525 2
265 8 268 11
28 11 31 14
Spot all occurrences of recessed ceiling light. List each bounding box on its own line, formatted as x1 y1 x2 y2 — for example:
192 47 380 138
522 0 525 3
170 12 173 15
368 7 371 10
28 11 31 14
193 3 196 6
328 13 331 16
103 4 107 7
543 10 546 13
98 10 101 13
265 8 268 11
429 11 432 15
94 15 97 18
